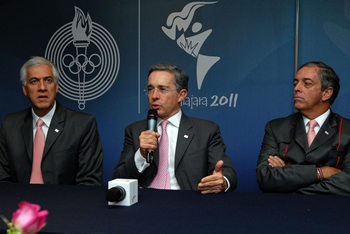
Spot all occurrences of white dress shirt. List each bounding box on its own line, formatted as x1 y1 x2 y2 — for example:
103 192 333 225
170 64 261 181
32 101 56 141
135 110 182 189
302 109 330 135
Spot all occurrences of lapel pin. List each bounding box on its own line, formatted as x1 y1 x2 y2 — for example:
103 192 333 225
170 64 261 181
55 129 59 133
184 135 188 138
325 131 329 135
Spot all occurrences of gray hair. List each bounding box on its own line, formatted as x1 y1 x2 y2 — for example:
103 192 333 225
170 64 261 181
298 61 340 105
20 56 59 85
148 63 189 92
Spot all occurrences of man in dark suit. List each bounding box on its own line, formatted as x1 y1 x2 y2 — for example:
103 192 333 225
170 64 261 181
113 63 237 193
0 56 103 185
257 61 350 195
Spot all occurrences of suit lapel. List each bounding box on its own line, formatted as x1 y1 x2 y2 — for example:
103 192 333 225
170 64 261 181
294 114 308 152
308 112 337 153
21 109 34 160
174 114 194 169
154 147 160 168
43 102 64 157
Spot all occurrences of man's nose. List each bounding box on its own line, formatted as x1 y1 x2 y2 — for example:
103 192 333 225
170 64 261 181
294 83 300 92
38 81 47 90
151 89 160 98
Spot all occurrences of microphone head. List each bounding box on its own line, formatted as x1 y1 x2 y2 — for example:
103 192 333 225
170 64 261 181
147 109 158 120
105 186 126 202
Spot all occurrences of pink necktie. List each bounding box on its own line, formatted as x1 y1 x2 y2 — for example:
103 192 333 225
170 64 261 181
150 120 170 189
307 119 318 147
30 119 45 184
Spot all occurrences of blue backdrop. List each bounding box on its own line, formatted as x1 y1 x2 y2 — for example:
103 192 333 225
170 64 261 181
1 0 349 192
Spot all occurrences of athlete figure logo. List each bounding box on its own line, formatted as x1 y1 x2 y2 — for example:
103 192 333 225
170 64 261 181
162 1 219 90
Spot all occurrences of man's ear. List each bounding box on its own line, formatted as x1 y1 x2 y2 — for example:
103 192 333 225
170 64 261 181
22 85 28 96
322 87 333 102
178 89 188 103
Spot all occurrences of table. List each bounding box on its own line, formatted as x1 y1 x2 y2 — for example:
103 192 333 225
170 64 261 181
0 183 349 233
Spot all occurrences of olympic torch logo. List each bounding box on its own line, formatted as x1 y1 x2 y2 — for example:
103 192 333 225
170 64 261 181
45 6 119 110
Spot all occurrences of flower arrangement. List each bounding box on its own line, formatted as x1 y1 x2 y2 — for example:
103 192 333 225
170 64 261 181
1 201 49 234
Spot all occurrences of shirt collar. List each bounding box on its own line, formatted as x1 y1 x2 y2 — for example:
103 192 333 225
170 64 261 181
32 101 56 129
302 108 330 128
157 109 182 128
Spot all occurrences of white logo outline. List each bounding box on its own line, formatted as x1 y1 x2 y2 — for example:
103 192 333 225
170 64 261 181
161 1 220 90
45 6 120 110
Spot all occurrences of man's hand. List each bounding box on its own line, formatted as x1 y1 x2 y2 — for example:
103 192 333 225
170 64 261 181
319 166 341 179
268 156 286 167
198 160 227 194
139 130 160 158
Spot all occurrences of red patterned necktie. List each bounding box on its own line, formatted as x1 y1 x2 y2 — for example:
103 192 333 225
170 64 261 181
30 119 45 184
307 119 318 147
150 120 170 189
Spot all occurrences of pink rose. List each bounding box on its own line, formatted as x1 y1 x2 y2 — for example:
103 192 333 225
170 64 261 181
12 201 49 234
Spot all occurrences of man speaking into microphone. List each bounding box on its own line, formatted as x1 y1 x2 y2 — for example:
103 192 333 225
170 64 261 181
113 63 237 193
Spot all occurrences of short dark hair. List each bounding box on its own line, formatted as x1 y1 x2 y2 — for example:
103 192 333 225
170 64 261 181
298 61 340 105
148 63 189 92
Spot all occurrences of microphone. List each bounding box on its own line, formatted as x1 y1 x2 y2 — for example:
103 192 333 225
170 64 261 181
146 109 158 163
106 179 138 206
105 186 126 202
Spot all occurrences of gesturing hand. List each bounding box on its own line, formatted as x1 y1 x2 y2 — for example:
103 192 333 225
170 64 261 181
198 160 227 194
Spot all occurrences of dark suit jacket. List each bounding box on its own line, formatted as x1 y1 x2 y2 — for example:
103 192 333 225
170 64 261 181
0 102 103 185
113 112 237 191
256 110 350 195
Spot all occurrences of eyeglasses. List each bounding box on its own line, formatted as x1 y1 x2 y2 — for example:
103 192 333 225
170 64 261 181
144 86 178 95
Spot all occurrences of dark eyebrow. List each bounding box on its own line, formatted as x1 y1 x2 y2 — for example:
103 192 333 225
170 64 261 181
147 85 169 88
29 76 53 80
293 77 313 82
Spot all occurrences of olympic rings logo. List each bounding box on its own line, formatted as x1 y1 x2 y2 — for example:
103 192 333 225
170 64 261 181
62 54 102 75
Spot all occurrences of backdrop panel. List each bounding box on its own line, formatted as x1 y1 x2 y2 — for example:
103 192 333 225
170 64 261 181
0 0 297 192
298 0 350 118
140 0 296 192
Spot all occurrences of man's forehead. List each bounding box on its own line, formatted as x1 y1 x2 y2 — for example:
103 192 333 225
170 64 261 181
27 64 51 71
294 67 319 80
148 72 175 85
27 65 53 79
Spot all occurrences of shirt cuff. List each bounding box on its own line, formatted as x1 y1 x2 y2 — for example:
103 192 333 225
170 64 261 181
134 149 150 173
223 176 230 192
